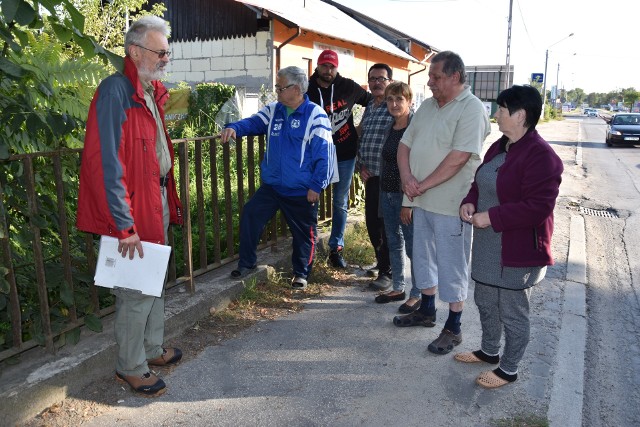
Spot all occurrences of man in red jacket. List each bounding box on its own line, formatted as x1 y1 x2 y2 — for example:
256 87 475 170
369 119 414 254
77 16 183 397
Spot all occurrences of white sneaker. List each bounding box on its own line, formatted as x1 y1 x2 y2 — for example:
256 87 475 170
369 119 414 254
291 276 307 290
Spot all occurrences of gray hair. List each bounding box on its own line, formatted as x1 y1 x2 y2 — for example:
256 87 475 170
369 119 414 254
431 51 466 84
124 16 170 56
278 66 308 94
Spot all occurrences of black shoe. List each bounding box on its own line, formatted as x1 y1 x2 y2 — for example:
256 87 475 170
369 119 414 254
366 266 379 278
368 273 392 291
328 249 347 268
374 291 405 303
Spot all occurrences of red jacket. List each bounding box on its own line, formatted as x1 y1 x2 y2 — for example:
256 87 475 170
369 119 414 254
461 130 563 267
77 57 183 244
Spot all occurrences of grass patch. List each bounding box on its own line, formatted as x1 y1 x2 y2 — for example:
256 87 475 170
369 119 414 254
210 214 374 325
340 219 376 267
490 414 549 427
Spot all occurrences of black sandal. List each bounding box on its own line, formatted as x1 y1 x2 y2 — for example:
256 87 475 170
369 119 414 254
392 309 437 327
398 299 421 314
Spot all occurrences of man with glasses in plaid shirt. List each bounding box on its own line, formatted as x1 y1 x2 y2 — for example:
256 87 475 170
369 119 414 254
357 64 395 291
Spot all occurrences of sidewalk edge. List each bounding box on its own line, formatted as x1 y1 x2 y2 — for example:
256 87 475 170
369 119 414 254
547 215 587 427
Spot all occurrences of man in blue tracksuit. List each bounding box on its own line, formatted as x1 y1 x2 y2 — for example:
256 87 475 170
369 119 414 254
220 66 336 289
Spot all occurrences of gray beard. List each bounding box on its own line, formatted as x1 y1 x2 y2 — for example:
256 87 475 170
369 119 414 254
139 66 165 82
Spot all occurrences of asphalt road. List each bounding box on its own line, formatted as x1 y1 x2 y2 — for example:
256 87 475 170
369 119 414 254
570 115 640 427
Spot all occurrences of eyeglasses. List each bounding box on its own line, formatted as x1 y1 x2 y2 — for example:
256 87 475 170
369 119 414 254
368 76 390 84
133 44 171 59
275 84 295 93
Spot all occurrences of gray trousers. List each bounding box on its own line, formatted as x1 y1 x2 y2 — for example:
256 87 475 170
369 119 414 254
474 282 532 373
114 188 170 376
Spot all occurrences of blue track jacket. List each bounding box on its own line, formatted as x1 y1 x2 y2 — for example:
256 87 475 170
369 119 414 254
225 95 337 197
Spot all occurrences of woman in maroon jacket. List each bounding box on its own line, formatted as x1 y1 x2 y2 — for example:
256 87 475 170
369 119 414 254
455 85 563 389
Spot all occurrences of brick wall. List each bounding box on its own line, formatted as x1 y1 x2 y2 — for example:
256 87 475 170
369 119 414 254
166 31 273 93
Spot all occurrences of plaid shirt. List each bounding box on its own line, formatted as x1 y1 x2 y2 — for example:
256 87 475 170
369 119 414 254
357 99 393 176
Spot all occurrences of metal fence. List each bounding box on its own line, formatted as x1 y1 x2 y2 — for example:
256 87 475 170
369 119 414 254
0 134 341 363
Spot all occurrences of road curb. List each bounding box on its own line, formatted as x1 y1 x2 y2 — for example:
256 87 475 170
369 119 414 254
567 215 587 284
576 122 583 166
547 215 587 427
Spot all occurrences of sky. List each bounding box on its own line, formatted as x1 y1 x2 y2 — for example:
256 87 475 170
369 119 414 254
335 0 639 94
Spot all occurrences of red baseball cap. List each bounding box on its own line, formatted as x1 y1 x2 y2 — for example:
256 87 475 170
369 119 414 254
317 49 339 67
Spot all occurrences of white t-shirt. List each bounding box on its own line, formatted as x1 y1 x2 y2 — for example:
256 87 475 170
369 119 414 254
401 86 490 216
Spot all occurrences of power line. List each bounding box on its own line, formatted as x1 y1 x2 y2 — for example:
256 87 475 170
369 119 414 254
515 0 536 51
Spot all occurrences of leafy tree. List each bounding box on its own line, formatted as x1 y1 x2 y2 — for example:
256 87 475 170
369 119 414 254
73 0 166 58
622 87 639 111
528 77 543 94
586 92 598 108
1 0 172 354
0 0 122 157
567 88 585 105
0 0 113 351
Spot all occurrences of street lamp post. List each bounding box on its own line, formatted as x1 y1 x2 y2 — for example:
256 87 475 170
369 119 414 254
542 33 574 116
556 62 560 104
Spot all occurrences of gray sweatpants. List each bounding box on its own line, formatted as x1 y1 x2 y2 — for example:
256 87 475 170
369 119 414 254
474 282 532 373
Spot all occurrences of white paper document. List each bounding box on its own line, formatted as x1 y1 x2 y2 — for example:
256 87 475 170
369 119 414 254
94 235 171 297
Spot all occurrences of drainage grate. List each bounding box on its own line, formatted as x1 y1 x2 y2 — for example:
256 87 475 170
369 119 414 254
579 206 619 218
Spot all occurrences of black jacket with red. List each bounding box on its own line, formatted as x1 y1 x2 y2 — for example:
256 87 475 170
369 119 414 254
307 72 372 161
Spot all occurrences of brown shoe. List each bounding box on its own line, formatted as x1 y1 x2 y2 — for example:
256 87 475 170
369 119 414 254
148 347 183 366
393 310 437 327
427 329 462 354
116 371 166 397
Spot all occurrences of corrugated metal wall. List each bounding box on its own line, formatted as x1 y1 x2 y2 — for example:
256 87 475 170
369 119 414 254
156 0 259 42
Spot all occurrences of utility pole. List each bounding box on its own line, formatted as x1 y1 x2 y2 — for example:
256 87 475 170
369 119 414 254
542 33 574 117
504 0 513 90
